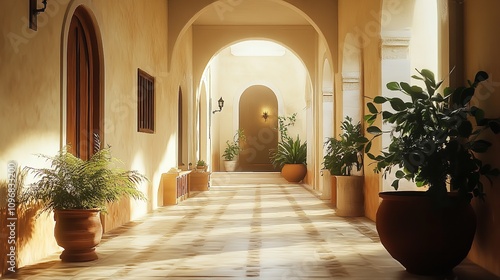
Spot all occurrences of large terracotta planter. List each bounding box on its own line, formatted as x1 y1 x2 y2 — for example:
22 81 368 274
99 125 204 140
281 164 307 183
335 176 364 216
54 209 103 262
376 191 476 275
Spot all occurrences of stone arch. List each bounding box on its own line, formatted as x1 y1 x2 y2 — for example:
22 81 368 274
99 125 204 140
168 0 337 73
206 39 309 171
202 39 309 132
192 30 317 93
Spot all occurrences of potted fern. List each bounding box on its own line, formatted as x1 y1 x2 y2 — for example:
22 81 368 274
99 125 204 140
222 129 245 172
270 135 307 182
323 116 368 215
365 69 500 275
21 146 147 262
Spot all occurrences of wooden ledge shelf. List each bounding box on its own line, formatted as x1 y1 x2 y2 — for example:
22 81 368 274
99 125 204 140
189 171 211 191
161 170 211 206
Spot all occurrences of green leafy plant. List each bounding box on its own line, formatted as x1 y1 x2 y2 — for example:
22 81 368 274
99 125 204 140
323 137 342 175
365 69 500 203
196 160 206 166
270 135 307 169
323 116 368 176
21 146 147 215
222 129 246 161
277 113 297 141
0 166 26 209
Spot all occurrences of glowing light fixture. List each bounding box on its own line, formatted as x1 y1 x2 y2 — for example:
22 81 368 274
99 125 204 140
262 111 269 122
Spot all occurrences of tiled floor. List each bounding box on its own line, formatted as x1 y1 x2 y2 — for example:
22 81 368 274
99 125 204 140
2 182 499 279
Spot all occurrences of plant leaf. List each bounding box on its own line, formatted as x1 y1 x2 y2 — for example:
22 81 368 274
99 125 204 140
365 141 372 153
367 126 382 135
367 103 378 114
474 71 489 84
389 98 407 111
373 96 387 104
382 111 394 120
387 82 400 91
391 179 400 190
395 170 405 179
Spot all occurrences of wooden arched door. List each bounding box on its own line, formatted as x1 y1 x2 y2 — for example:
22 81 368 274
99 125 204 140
239 85 278 171
67 7 103 160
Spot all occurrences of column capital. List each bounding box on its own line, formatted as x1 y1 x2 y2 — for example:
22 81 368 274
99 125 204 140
381 30 411 60
342 71 360 91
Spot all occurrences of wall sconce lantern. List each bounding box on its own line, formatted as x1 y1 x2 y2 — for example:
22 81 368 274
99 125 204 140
212 97 224 114
30 0 48 31
262 111 269 122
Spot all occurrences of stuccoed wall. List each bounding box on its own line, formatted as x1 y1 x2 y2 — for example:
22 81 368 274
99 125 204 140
0 0 190 269
463 0 500 276
1 0 77 268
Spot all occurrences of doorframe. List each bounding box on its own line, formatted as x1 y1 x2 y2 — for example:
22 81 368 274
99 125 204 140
61 2 104 150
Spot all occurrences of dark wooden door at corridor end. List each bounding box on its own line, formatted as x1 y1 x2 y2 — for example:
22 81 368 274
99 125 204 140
67 7 103 160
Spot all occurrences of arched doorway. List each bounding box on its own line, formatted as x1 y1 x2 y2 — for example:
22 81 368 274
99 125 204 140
239 85 278 172
66 6 103 160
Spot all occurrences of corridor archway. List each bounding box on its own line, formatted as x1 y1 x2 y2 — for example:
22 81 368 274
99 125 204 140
205 40 309 172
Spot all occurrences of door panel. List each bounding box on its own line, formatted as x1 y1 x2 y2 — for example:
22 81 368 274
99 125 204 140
67 8 101 160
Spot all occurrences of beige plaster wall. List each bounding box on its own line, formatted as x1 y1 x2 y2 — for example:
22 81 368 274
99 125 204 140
0 0 189 270
463 0 500 276
210 47 308 172
410 0 438 77
1 0 76 269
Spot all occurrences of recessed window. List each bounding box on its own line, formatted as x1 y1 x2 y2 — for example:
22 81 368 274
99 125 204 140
137 69 155 133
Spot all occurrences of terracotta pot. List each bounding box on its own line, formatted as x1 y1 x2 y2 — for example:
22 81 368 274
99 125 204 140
281 164 307 183
54 209 103 262
376 191 476 275
196 165 207 172
335 176 364 216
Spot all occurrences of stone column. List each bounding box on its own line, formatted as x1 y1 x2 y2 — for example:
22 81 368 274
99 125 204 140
380 30 416 191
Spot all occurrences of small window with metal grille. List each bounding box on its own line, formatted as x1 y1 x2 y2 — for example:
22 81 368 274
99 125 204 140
137 69 155 133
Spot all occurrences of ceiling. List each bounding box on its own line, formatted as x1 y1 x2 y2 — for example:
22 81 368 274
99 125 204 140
193 0 310 26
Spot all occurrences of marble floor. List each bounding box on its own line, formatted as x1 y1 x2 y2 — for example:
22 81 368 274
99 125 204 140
2 182 499 280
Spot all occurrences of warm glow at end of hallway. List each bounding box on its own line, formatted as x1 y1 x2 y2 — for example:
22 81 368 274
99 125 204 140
230 40 286 57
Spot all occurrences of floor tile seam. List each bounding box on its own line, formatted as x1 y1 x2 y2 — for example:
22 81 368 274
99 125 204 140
280 186 350 278
99 199 211 246
145 190 239 275
100 199 215 273
245 188 262 277
343 218 380 243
